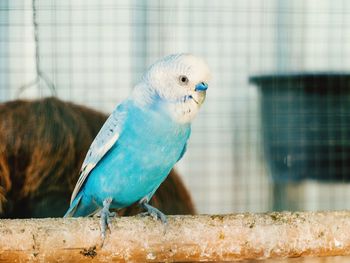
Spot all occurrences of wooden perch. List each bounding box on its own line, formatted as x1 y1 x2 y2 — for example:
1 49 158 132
1 211 350 262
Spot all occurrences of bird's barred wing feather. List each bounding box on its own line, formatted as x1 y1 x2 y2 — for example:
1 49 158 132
70 104 127 204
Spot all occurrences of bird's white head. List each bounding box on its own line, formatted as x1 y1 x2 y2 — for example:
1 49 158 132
132 53 211 123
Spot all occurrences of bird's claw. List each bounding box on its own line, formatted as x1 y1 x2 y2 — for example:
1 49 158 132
140 202 168 224
99 197 116 246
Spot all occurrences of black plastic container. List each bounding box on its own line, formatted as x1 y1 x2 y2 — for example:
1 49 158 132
250 73 350 182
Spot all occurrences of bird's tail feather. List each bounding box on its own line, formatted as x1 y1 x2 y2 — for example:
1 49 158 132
63 194 82 218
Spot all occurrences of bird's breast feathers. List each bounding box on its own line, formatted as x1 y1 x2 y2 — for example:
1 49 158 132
88 102 191 200
119 101 191 159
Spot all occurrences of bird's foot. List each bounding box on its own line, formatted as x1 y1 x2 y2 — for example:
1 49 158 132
140 202 168 224
97 197 116 246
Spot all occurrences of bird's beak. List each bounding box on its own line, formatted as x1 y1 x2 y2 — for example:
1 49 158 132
195 82 208 92
191 82 207 106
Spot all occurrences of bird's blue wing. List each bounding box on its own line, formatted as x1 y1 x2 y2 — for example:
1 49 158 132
176 127 191 163
69 103 127 204
177 143 187 163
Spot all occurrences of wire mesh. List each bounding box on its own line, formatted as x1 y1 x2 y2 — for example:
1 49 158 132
1 0 350 214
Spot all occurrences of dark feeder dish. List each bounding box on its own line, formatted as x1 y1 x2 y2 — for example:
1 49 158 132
250 73 350 209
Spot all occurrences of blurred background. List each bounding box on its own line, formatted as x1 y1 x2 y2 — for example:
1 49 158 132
1 0 350 214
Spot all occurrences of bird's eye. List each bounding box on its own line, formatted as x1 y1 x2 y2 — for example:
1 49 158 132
178 75 189 85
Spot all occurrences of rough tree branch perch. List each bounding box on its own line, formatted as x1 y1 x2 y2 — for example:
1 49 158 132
1 211 350 262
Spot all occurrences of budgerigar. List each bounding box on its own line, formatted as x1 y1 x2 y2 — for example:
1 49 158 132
64 53 211 239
